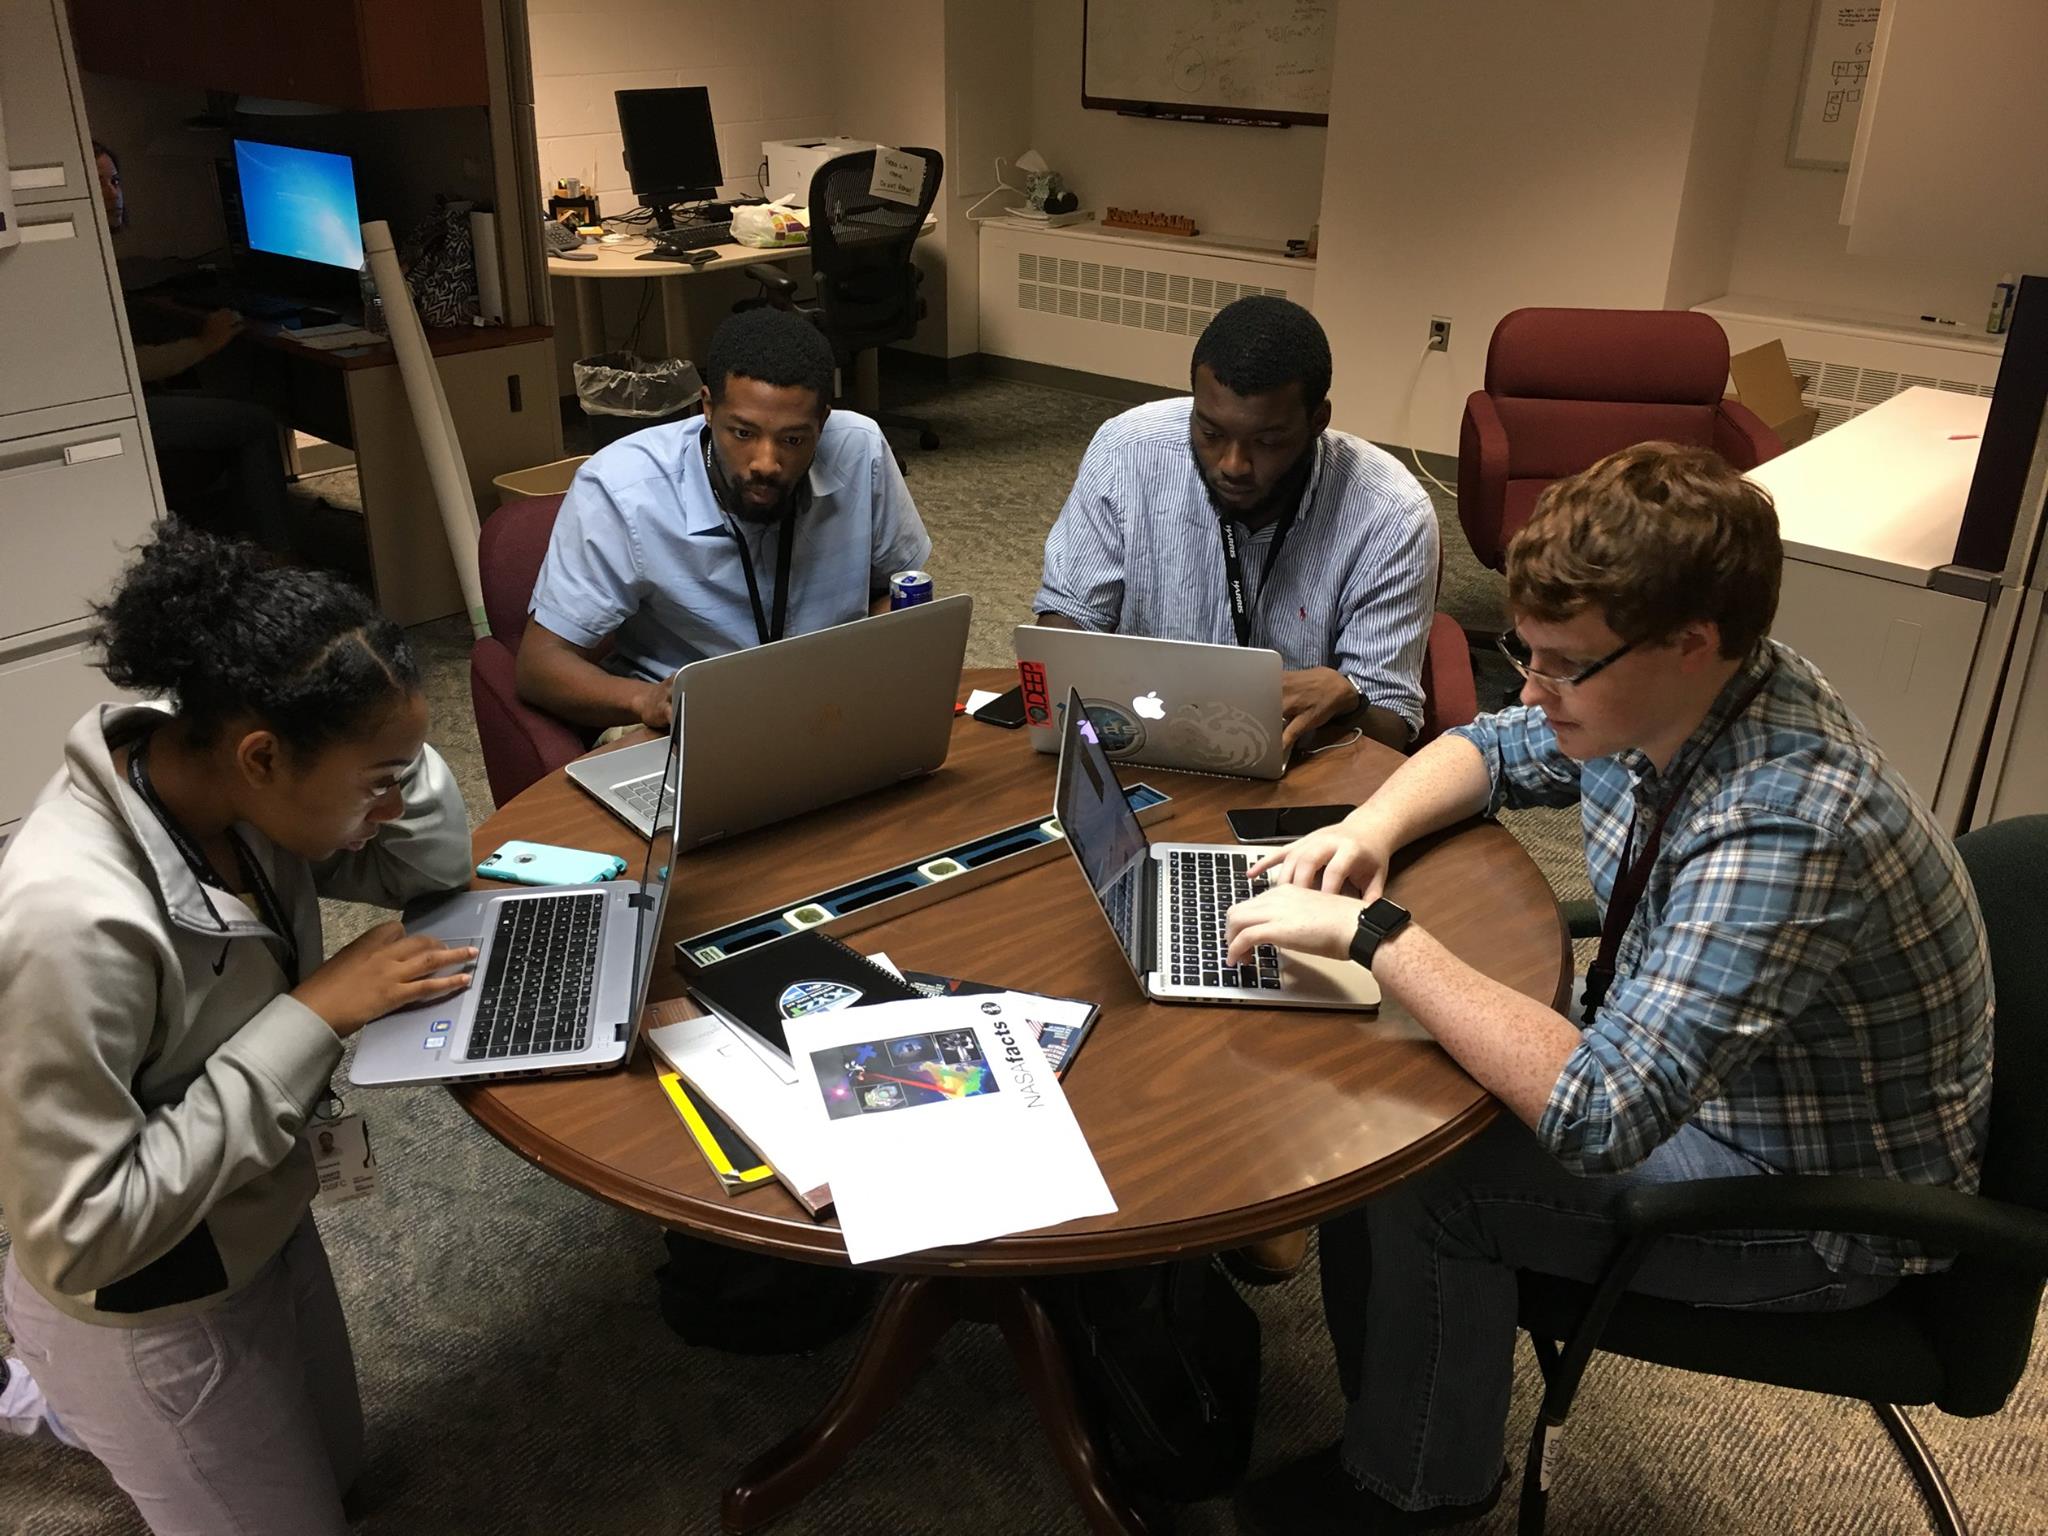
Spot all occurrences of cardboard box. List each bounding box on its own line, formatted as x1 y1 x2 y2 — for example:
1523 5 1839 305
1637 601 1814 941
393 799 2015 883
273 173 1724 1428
1728 340 1820 450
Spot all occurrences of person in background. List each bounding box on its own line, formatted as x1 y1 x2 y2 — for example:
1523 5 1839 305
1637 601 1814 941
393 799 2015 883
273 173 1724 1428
518 306 933 734
0 526 475 1533
1224 444 1992 1534
1034 295 1439 754
94 141 298 558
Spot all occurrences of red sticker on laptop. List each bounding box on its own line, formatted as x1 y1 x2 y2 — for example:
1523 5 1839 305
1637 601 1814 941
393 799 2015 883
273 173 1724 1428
1018 658 1051 726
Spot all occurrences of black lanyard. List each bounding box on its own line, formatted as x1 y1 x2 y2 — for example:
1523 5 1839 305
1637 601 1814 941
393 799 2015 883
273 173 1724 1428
1215 447 1316 648
1580 661 1774 1025
127 738 301 982
702 431 796 646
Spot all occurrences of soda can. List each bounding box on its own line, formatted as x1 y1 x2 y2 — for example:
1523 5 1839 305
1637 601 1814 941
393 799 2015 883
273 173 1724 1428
888 570 934 609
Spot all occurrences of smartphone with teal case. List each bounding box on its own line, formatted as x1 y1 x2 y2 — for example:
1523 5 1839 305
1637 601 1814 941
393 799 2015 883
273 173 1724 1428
476 840 628 886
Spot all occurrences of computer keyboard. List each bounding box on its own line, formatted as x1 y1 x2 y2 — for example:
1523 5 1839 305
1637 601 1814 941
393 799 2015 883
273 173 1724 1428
465 892 605 1059
652 220 732 251
1166 851 1282 992
616 773 674 825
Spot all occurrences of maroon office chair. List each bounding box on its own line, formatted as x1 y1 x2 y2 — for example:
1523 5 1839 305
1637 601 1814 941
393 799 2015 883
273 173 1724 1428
1456 308 1783 572
470 494 588 807
1418 611 1479 745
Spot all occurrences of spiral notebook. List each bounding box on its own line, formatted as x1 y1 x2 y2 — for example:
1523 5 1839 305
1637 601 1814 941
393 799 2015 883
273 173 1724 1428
680 930 923 1071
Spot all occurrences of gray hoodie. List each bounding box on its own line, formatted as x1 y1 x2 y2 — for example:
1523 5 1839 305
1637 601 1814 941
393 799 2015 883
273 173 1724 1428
0 704 470 1326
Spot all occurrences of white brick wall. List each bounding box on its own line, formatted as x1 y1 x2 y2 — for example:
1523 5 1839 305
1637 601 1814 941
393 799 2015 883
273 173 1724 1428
527 0 838 216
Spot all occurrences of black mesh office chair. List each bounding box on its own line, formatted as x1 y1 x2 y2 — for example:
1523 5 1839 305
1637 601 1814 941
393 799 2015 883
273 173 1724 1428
743 147 945 451
1515 814 2048 1535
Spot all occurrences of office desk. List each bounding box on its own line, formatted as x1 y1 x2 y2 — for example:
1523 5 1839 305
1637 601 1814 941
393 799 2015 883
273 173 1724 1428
143 296 562 625
452 669 1569 1535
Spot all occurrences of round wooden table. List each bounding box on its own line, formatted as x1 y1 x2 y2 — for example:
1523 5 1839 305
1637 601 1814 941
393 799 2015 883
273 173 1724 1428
454 668 1569 1534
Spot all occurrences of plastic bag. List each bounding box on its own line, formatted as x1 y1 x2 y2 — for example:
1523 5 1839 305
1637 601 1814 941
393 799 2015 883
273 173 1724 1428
732 199 808 248
571 352 704 419
399 199 478 327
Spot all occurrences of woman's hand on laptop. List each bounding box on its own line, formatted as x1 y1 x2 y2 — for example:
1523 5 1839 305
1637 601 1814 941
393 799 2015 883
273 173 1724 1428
1249 822 1393 901
1225 885 1363 965
292 922 478 1037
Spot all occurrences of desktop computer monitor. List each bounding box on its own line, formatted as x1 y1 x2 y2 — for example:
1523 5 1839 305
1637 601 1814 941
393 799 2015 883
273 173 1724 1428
232 140 364 271
616 87 722 227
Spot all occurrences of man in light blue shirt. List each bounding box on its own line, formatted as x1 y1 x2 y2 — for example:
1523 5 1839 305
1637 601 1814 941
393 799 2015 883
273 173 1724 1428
1034 297 1439 751
518 308 932 731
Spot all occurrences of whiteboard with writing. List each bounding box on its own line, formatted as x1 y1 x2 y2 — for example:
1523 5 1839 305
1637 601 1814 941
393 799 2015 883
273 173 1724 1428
1789 1 1881 169
1082 0 1336 125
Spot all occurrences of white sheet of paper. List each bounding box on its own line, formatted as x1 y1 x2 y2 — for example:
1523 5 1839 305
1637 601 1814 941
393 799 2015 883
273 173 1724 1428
963 689 1003 715
786 996 1115 1264
646 1014 832 1211
869 147 922 206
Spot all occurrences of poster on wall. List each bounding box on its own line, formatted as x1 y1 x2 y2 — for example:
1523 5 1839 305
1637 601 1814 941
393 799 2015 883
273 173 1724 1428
1788 1 1881 170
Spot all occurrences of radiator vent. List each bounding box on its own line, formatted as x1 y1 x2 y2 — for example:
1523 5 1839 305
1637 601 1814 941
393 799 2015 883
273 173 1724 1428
1784 353 1996 436
1015 252 1288 340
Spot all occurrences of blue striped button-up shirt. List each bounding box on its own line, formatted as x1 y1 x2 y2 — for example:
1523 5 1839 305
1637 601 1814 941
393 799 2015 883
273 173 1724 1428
1033 400 1440 732
1451 642 1993 1275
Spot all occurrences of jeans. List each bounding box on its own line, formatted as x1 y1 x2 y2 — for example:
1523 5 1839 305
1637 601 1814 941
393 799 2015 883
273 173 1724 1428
3 1216 362 1536
1320 1115 1899 1511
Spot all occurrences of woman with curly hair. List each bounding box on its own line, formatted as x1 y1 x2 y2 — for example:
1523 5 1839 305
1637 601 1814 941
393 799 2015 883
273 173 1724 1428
0 526 475 1533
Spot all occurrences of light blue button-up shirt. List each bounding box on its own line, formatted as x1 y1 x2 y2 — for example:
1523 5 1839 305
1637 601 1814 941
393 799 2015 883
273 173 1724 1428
529 410 932 681
1032 399 1439 731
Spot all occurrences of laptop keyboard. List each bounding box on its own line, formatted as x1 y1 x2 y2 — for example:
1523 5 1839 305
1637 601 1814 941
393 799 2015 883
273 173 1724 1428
1165 851 1282 992
465 892 605 1059
615 773 674 824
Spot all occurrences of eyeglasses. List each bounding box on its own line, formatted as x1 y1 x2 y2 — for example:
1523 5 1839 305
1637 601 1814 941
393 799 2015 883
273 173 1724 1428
1494 630 1637 692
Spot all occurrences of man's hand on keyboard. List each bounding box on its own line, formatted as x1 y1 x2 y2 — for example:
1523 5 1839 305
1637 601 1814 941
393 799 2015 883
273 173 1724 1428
637 671 681 732
1225 885 1364 967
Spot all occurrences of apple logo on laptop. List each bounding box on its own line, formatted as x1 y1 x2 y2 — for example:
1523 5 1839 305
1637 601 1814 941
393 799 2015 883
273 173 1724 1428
1132 691 1166 720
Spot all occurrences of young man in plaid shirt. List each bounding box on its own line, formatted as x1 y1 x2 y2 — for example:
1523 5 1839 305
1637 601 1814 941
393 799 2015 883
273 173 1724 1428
1225 443 1993 1533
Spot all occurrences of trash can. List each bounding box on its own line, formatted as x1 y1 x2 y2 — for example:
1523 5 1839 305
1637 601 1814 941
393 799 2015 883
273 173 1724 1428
572 352 703 451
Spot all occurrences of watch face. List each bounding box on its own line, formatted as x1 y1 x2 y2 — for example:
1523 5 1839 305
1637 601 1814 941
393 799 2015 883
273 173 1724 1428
1361 897 1408 933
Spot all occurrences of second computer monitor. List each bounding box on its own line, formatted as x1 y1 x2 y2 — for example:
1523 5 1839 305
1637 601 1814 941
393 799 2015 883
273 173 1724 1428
616 87 723 224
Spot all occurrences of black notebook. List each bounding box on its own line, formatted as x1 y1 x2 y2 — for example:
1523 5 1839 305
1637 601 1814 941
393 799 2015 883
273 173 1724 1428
681 930 922 1062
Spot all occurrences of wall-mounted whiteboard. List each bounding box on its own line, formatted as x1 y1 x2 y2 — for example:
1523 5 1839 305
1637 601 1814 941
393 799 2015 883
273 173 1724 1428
1789 1 1881 169
1082 0 1335 127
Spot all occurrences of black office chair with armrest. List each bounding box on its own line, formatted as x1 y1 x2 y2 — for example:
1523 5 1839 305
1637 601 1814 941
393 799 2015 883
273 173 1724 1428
1513 813 2048 1535
743 147 944 451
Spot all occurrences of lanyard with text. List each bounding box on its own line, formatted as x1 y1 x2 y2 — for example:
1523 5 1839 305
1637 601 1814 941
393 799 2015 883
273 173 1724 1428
703 430 795 646
1217 506 1301 649
127 739 301 982
1579 660 1775 1026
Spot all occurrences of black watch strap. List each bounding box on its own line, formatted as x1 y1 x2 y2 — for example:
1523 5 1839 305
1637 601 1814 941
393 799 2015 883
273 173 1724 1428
1349 897 1411 970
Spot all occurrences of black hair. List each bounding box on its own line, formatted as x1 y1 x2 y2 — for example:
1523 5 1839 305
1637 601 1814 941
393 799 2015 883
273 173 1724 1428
91 524 421 757
91 140 118 170
1191 295 1332 412
704 307 836 413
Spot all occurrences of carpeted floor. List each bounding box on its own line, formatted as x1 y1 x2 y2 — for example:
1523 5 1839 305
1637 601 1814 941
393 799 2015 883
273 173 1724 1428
3 373 2041 1535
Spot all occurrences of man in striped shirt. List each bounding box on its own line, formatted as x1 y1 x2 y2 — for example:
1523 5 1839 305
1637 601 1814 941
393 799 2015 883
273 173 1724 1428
1224 444 1992 1532
1033 297 1439 751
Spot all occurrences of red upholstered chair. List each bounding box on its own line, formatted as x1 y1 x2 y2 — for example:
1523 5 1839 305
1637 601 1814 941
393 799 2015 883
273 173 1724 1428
1418 610 1479 746
470 494 588 807
1456 308 1783 572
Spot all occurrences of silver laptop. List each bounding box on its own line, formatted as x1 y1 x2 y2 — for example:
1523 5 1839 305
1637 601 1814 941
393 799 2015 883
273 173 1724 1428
570 594 972 848
1055 688 1378 1010
349 704 682 1087
1016 625 1289 780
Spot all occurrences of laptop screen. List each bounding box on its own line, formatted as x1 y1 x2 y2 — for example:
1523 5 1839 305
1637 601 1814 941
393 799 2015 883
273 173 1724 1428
1054 687 1151 981
620 699 685 1057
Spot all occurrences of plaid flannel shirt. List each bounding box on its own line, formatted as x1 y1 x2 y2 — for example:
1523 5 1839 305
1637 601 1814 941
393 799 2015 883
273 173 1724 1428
1449 641 1993 1275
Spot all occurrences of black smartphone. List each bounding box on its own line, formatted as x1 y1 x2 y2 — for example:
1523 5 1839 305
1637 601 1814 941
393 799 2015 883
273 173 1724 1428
972 684 1028 729
1226 804 1356 845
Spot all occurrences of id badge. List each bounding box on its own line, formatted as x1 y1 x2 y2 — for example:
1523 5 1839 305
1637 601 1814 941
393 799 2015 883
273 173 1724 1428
305 1112 378 1204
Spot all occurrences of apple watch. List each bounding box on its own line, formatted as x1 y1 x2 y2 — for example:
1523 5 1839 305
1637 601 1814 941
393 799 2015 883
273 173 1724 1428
1349 897 1411 970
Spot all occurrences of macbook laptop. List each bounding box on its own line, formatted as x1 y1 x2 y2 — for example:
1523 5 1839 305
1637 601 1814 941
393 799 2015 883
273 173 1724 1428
1016 625 1289 780
1055 688 1378 1010
349 701 682 1087
570 594 973 848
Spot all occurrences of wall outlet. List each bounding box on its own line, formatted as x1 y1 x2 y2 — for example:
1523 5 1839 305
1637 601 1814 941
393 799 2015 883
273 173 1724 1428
1428 316 1452 352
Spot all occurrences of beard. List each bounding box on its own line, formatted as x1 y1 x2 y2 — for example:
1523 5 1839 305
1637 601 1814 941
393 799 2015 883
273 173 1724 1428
708 438 808 524
1188 438 1315 527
